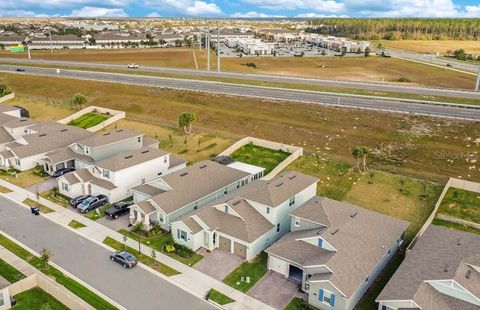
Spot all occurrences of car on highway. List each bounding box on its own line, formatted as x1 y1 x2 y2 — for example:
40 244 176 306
110 251 138 268
70 195 90 208
15 67 26 72
104 201 132 219
127 63 139 69
53 167 75 178
77 195 108 213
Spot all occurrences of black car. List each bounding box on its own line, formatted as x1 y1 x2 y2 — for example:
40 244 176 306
16 67 26 72
105 201 132 219
53 167 75 178
110 251 137 268
77 194 109 213
70 195 90 208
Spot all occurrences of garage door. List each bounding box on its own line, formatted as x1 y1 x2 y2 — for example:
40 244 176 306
66 160 75 168
56 162 65 170
218 236 231 251
233 242 247 259
269 256 288 276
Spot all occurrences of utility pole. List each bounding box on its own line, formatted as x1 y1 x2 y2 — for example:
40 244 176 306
206 26 210 71
476 66 480 91
217 25 221 72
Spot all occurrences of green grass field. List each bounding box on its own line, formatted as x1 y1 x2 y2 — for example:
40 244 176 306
432 218 480 235
207 289 235 305
0 258 25 283
223 252 267 293
13 287 67 310
231 144 290 174
437 188 480 223
67 112 109 129
68 220 86 229
22 198 54 214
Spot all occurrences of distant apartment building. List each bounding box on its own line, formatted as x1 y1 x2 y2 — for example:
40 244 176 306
29 35 86 50
225 38 275 55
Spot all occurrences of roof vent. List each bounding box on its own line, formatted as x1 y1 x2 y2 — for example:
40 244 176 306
124 155 133 159
350 212 358 218
289 175 297 180
61 129 68 132
199 164 207 169
443 264 449 272
457 238 463 246
116 129 124 133
331 228 339 235
180 172 188 177
275 182 284 187
20 119 27 122
232 200 241 206
102 132 111 136
465 269 472 279
141 150 149 154
39 134 47 137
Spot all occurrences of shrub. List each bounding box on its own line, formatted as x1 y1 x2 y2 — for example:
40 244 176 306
131 222 145 234
174 244 194 258
0 83 12 97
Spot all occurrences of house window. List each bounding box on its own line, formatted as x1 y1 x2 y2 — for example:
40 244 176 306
103 169 110 179
294 217 300 227
266 207 270 214
158 172 162 176
276 223 280 232
318 239 323 247
159 214 164 223
15 158 20 167
141 178 145 184
318 289 335 307
381 306 395 310
224 205 228 213
224 187 228 195
180 230 187 241
138 137 142 143
62 182 69 192
289 196 295 206
85 147 90 154
164 156 167 163
365 277 369 283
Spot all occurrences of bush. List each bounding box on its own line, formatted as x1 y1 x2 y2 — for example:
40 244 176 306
174 243 194 258
0 83 12 97
242 63 257 69
131 222 145 234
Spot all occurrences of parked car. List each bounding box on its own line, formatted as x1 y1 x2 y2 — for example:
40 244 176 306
77 195 108 213
127 63 139 69
70 195 90 208
53 167 75 178
105 201 132 219
110 251 137 268
16 67 26 72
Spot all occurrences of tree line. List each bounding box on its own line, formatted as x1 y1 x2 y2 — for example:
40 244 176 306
305 18 480 40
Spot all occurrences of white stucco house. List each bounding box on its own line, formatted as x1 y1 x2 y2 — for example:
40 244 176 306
171 171 318 260
266 197 410 310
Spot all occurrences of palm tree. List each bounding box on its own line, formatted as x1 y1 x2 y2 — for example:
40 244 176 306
72 93 87 111
352 147 363 172
178 112 197 135
361 147 369 172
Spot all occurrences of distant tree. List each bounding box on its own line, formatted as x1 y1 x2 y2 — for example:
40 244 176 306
0 43 4 50
178 112 197 135
40 248 52 270
364 47 371 57
72 93 87 111
454 49 467 61
0 83 12 97
352 147 363 172
174 39 183 47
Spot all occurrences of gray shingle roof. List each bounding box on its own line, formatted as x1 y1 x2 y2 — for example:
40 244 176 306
94 146 168 172
76 128 142 148
131 184 166 197
377 225 480 307
0 127 14 144
44 147 94 165
267 196 410 297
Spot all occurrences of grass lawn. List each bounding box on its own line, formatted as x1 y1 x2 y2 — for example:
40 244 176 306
373 40 480 55
40 189 70 208
22 198 54 214
118 229 203 266
0 234 118 310
0 184 12 193
103 236 180 276
0 168 48 189
207 289 234 305
231 143 290 174
0 258 26 283
437 188 480 223
432 218 480 236
84 204 111 221
67 112 109 129
13 287 67 310
284 297 316 310
223 252 267 293
68 220 86 229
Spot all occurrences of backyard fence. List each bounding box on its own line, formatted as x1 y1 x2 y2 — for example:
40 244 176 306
219 136 303 180
57 105 126 132
0 93 15 104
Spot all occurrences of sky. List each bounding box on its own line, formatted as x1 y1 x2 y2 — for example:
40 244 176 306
0 0 479 18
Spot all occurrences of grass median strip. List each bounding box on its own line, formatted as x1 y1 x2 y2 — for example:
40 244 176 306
207 289 234 305
222 252 267 293
0 257 26 283
22 198 54 214
68 220 86 229
102 236 180 276
0 234 118 310
0 184 12 193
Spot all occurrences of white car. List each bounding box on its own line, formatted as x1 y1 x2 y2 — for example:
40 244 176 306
127 64 139 69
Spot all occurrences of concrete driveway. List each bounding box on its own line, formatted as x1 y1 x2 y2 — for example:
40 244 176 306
97 214 130 232
25 177 57 194
0 196 215 310
194 249 244 281
248 271 301 310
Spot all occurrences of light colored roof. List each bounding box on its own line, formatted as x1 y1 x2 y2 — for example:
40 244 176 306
148 160 250 215
95 146 168 172
227 161 265 175
377 225 480 307
131 184 166 197
76 128 142 149
0 105 20 113
2 117 37 128
63 172 81 185
72 168 117 190
267 196 410 298
0 127 14 144
0 113 19 125
143 136 159 147
44 147 94 164
0 150 14 159
169 154 187 169
137 200 157 215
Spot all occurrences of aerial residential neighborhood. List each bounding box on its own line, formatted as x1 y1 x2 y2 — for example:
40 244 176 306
0 4 479 310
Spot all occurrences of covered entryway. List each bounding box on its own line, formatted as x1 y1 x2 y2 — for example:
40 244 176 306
218 236 231 251
288 264 303 283
233 242 247 259
55 162 65 170
66 160 75 168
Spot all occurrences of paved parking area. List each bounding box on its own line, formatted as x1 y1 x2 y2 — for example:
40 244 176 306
248 271 301 310
97 214 130 231
193 249 244 280
25 177 57 194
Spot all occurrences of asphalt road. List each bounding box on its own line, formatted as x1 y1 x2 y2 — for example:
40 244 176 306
0 57 479 100
387 48 480 74
0 196 215 310
1 64 479 121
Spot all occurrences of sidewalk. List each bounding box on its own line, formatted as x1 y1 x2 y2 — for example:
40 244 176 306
0 179 275 310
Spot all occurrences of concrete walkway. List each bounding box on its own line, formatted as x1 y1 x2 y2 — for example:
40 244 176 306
0 179 274 310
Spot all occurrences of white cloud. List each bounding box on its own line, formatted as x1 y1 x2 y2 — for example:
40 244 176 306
144 0 222 16
0 0 132 10
69 6 128 17
147 12 161 17
241 0 344 12
296 12 348 18
0 10 50 17
231 11 286 18
465 4 480 17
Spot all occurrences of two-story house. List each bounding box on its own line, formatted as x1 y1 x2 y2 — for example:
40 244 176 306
57 146 186 203
376 224 480 310
266 197 410 310
171 171 318 260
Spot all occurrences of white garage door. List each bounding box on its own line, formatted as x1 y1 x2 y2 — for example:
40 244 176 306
269 255 288 276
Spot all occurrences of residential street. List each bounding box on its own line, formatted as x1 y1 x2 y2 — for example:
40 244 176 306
0 195 215 310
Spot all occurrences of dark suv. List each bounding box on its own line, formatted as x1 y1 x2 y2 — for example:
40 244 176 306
77 195 108 213
53 167 75 178
105 201 132 219
70 195 90 208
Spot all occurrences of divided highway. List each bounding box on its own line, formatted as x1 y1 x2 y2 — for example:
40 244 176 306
0 64 479 121
0 57 479 100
